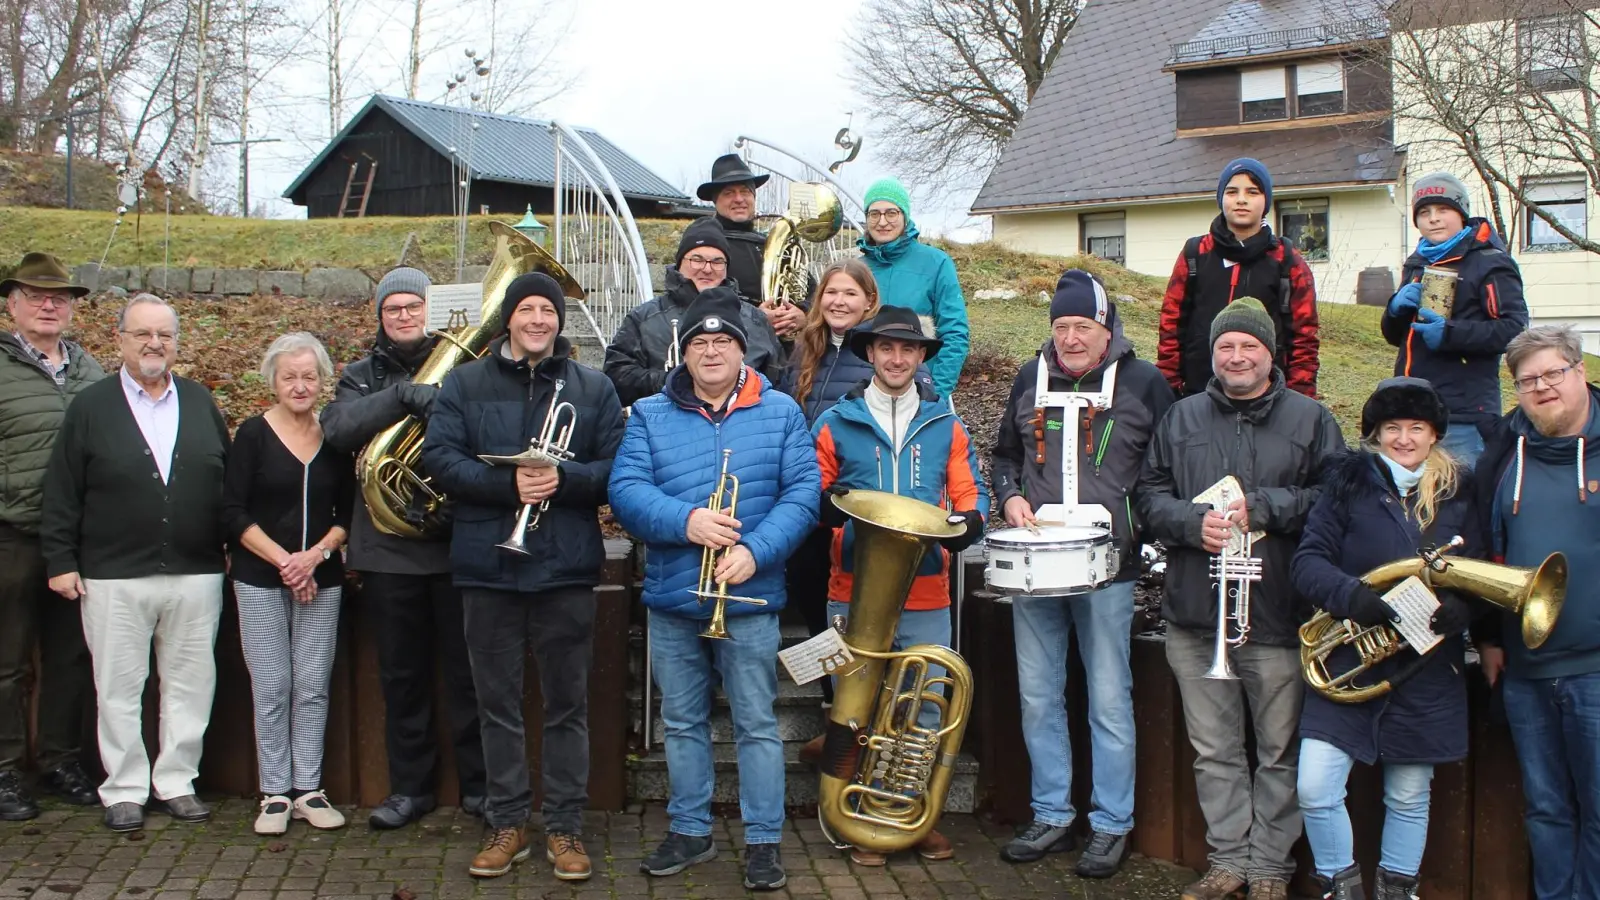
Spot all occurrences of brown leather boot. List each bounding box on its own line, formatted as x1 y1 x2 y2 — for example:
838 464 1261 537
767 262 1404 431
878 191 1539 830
469 826 529 878
547 832 592 881
916 829 954 860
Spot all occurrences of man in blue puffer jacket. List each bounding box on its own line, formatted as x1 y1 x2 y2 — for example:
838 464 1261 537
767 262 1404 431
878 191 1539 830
858 178 970 396
608 287 820 892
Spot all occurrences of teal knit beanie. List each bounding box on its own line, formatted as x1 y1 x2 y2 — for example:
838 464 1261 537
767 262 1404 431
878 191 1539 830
863 178 912 218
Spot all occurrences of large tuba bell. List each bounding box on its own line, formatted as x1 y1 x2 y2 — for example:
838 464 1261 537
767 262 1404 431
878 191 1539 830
1300 536 1566 704
817 490 972 854
760 182 844 308
358 221 584 538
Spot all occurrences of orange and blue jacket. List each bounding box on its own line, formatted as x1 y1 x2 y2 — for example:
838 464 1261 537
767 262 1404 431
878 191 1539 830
812 382 988 611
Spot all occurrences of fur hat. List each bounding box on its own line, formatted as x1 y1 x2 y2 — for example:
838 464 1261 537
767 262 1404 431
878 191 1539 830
1361 376 1450 439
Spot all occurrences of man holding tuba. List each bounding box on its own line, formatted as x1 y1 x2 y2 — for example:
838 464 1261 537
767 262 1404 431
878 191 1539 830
321 267 486 830
420 273 625 882
608 288 819 892
1136 298 1344 900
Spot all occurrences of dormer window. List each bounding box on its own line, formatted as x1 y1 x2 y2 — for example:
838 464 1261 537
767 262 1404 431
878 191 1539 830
1242 68 1288 122
1296 61 1345 116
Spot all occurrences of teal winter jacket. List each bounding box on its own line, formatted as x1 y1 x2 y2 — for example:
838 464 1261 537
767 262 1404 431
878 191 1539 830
859 224 970 396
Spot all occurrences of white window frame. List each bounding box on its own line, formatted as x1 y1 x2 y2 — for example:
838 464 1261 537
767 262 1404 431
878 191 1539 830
1295 60 1345 117
1278 197 1331 262
1523 176 1588 251
1080 212 1126 266
1241 67 1288 122
1520 15 1584 91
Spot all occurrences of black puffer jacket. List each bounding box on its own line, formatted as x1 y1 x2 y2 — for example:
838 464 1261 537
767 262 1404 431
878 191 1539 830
991 330 1175 582
603 267 785 407
1136 371 1346 645
420 336 625 592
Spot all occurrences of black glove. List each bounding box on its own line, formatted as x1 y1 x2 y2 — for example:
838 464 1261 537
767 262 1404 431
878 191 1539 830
396 382 439 420
940 509 985 554
1344 584 1402 628
819 485 850 529
1430 594 1474 636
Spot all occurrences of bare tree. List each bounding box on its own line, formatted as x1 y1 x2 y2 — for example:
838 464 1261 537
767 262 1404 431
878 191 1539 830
847 0 1082 183
474 0 576 116
405 0 424 98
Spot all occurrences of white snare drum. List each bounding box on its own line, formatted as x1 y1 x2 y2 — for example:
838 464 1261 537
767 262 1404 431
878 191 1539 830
983 525 1119 597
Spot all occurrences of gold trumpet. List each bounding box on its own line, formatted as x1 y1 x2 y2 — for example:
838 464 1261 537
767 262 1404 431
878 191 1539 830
1300 536 1567 703
688 449 767 639
496 379 578 556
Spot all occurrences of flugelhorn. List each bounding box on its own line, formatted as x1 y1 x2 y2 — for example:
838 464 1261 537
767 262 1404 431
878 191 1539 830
497 378 578 556
1205 523 1261 681
1300 536 1566 703
688 449 766 639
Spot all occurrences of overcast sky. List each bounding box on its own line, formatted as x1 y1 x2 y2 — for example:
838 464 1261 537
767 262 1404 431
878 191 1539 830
239 0 991 240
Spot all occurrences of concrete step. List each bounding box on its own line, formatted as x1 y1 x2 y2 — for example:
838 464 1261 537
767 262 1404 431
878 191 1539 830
650 703 825 745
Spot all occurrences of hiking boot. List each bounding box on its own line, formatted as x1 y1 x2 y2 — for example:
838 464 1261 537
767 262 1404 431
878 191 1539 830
1248 876 1290 900
546 832 591 881
849 847 887 866
1373 867 1418 900
641 832 716 876
292 790 345 829
255 796 291 835
369 794 436 829
1074 830 1129 878
743 844 786 891
0 770 39 821
999 819 1075 863
917 829 954 860
469 826 529 877
42 761 98 806
798 734 824 766
1315 863 1366 900
1182 867 1246 900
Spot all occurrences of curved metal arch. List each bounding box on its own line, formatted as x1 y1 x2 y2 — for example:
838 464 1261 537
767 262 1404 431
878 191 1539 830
734 135 866 229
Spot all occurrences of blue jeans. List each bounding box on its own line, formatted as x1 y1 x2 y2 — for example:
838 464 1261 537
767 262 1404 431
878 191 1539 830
1298 738 1434 878
1438 423 1485 468
649 610 784 844
827 601 949 731
1012 580 1136 834
1503 672 1600 899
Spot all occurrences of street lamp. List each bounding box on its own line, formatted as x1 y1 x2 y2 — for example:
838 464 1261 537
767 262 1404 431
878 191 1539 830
512 204 548 247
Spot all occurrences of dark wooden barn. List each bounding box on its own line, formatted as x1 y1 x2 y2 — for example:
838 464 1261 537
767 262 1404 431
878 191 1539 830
282 94 689 219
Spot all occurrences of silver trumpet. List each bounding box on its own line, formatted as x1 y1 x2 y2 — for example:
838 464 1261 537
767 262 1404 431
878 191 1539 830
1204 525 1261 681
664 319 681 370
498 378 578 556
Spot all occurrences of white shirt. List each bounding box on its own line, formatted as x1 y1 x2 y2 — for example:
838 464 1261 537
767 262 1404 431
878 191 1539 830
864 379 916 453
120 366 180 484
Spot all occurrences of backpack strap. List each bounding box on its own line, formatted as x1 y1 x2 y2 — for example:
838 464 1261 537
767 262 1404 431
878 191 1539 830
1274 236 1295 315
1184 235 1203 307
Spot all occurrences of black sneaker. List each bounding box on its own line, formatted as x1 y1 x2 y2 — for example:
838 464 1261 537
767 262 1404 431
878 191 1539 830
641 832 716 876
43 761 98 806
1000 819 1075 863
1074 830 1129 878
368 794 436 829
0 770 39 821
743 844 786 891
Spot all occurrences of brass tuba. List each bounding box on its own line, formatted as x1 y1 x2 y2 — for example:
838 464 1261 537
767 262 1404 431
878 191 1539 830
1300 536 1567 704
817 490 972 854
760 182 844 307
358 221 584 538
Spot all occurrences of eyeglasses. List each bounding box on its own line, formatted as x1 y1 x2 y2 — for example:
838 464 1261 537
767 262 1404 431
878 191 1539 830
15 288 74 309
682 255 727 271
382 300 425 319
866 209 903 223
687 336 738 353
1514 364 1576 394
121 329 176 346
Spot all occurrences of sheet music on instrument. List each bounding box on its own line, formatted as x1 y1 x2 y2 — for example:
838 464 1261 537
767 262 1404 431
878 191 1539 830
1193 475 1264 555
1383 575 1443 655
778 629 855 685
425 283 483 333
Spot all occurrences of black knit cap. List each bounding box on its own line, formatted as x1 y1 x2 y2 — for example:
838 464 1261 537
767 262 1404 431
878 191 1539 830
678 286 748 353
676 217 733 267
1048 269 1117 330
500 271 567 334
1361 376 1450 439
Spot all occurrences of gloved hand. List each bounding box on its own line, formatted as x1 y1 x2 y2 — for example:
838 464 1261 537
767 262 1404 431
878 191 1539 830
1411 308 1447 350
819 485 850 529
940 509 985 554
396 382 439 420
1387 282 1423 317
1344 584 1402 628
1430 594 1474 636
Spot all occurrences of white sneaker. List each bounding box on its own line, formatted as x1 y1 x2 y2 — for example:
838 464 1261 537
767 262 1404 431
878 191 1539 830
255 795 291 835
291 790 346 829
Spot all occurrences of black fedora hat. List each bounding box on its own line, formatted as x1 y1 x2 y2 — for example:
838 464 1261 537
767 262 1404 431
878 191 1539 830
696 153 771 201
1 252 88 298
847 306 943 361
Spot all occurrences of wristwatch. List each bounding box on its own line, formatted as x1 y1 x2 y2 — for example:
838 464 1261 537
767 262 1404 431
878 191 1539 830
320 546 333 561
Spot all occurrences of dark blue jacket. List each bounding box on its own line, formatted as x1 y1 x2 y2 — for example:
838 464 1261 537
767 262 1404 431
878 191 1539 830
1291 451 1480 765
1381 219 1527 427
608 366 820 618
778 340 935 427
420 336 625 592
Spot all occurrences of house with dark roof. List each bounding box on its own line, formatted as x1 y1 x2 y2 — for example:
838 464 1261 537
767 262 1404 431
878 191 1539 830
283 94 689 219
972 0 1408 306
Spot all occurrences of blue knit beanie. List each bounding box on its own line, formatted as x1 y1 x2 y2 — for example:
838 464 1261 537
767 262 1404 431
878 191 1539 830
1217 158 1273 214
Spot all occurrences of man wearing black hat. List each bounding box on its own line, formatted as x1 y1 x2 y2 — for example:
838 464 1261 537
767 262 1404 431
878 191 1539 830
320 266 486 830
604 216 784 406
420 272 625 882
608 287 820 892
0 252 103 819
989 270 1174 876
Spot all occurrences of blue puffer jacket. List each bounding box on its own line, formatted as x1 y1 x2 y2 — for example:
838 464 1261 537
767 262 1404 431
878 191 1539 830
1291 451 1482 765
778 340 935 427
859 224 970 396
608 366 821 618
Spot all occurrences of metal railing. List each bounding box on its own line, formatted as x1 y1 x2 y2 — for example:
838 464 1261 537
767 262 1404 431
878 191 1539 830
1169 17 1387 64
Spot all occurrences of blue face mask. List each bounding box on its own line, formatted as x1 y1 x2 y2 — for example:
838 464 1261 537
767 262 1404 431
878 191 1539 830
1379 451 1425 496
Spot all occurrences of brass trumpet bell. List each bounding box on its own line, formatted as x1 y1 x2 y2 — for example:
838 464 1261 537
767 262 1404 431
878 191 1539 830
691 449 767 639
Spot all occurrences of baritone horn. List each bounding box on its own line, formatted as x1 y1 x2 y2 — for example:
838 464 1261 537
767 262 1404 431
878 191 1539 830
761 182 844 308
496 378 578 556
1300 536 1566 703
688 449 767 639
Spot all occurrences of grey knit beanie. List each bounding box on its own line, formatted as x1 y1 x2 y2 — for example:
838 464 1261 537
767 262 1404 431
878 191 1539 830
1410 172 1471 223
374 267 431 317
1210 297 1277 352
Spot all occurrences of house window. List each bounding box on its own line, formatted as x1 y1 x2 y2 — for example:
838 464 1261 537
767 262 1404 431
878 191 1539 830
1524 177 1588 250
1520 15 1583 91
1241 67 1288 122
1278 198 1331 262
1081 212 1126 265
1295 61 1345 117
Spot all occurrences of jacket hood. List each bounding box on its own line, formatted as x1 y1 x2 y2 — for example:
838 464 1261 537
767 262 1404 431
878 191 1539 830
1033 320 1135 383
1203 367 1287 421
1403 217 1507 267
372 329 437 374
1508 384 1600 459
857 223 923 264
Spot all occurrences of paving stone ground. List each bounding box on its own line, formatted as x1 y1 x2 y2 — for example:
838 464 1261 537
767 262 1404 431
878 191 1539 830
0 803 1202 900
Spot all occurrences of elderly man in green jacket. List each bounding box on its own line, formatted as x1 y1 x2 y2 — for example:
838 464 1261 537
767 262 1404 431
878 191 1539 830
0 253 104 820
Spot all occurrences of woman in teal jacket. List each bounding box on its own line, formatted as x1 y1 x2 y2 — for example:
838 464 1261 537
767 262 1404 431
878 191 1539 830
857 178 970 396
